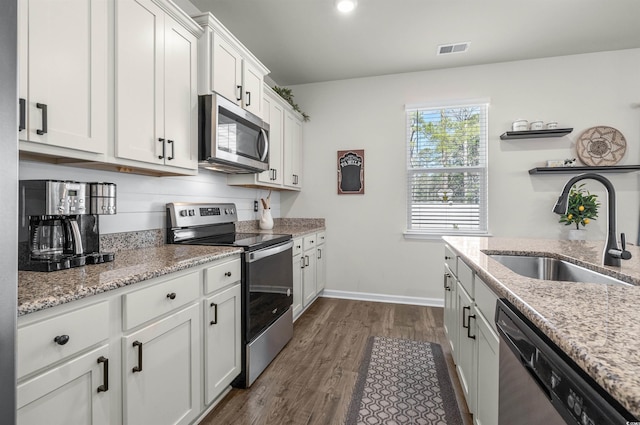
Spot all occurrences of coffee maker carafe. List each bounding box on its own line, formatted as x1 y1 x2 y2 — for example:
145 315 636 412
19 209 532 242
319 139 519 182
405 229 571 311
19 180 117 272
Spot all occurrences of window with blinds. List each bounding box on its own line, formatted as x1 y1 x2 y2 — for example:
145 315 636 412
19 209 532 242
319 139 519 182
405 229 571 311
406 102 488 234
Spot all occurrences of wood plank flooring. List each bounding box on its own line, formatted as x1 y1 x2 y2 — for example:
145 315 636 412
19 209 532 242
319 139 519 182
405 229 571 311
199 298 473 425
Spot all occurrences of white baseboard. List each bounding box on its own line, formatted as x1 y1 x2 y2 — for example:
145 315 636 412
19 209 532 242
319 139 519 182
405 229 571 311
320 289 444 308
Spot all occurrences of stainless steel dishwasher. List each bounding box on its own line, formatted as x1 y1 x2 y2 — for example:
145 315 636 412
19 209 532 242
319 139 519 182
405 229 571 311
495 299 637 425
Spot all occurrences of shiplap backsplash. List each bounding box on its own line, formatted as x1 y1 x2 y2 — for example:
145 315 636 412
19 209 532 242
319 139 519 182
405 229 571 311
19 160 281 234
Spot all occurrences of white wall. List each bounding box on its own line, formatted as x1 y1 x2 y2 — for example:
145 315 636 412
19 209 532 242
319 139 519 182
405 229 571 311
282 49 640 303
19 161 280 234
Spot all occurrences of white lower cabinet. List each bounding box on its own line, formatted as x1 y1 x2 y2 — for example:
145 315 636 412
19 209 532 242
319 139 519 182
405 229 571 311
316 232 326 294
204 283 242 404
302 234 317 308
292 238 304 320
17 344 110 425
444 245 499 425
123 303 200 425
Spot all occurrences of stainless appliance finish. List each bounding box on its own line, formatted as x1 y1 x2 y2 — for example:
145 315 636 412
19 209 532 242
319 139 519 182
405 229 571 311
1 0 18 421
496 299 636 425
198 93 270 174
19 180 116 272
166 202 293 388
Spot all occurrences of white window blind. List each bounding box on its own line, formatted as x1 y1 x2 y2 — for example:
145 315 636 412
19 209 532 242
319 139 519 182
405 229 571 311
406 102 488 235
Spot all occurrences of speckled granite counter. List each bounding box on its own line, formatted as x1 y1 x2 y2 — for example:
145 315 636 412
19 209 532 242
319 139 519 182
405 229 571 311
443 236 640 418
18 245 242 316
237 217 325 237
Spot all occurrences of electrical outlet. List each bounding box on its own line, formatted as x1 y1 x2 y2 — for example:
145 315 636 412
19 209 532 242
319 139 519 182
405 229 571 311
254 200 259 212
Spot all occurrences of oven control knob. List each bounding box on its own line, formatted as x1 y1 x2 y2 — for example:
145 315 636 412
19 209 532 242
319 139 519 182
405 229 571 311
180 210 188 217
567 394 575 409
231 208 235 214
188 209 195 216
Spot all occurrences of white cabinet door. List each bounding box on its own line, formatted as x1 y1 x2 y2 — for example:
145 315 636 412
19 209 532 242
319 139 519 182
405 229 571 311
242 61 263 117
115 0 164 166
115 0 197 171
475 312 499 425
204 284 241 405
456 281 476 414
443 267 458 364
123 303 200 425
257 93 284 186
163 14 198 169
302 248 317 307
19 0 107 154
17 345 110 425
292 253 303 319
283 112 303 190
211 33 242 105
316 243 326 293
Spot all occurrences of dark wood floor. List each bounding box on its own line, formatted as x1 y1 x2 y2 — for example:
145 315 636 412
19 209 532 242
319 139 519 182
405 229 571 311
200 298 473 425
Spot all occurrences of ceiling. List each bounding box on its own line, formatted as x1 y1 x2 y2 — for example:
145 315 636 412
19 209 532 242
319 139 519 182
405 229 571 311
189 0 640 86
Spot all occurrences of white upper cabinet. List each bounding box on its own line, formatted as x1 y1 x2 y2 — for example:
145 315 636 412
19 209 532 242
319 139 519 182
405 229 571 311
18 0 108 155
193 13 269 119
283 111 303 190
115 0 200 171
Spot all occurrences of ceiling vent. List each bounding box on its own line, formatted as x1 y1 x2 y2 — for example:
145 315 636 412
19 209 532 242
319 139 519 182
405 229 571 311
437 42 470 55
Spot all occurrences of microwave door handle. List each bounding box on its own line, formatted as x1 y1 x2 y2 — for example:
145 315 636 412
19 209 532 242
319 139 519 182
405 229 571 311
258 128 269 161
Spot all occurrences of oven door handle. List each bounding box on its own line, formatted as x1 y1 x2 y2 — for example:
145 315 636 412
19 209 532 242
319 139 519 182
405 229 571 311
246 240 293 263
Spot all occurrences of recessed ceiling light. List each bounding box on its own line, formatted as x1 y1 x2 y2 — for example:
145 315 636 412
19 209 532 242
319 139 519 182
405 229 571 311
336 0 357 13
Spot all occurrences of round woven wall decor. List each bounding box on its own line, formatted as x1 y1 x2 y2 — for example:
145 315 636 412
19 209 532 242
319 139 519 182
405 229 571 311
576 126 626 166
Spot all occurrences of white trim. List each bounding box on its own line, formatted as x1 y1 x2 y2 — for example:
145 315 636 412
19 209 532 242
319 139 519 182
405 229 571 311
403 231 491 240
320 289 444 307
405 97 491 111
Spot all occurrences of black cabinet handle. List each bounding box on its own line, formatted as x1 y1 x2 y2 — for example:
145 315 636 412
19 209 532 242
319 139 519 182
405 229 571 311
246 91 251 106
445 255 452 260
167 139 174 160
210 302 218 325
36 103 47 135
443 273 451 291
97 356 109 393
158 138 165 159
224 271 232 277
132 341 143 373
54 335 70 345
236 85 242 101
318 248 322 259
274 169 277 181
166 292 176 300
19 98 25 131
300 257 305 269
467 314 476 339
462 306 470 329
305 255 310 267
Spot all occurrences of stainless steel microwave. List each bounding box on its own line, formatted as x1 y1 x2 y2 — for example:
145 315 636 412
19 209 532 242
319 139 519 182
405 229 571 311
198 93 269 173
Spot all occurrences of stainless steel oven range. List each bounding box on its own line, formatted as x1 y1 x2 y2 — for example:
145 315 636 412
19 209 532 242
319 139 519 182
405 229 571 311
166 202 293 388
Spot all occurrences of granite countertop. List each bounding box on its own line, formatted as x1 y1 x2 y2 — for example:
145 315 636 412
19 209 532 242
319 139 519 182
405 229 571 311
238 218 325 238
18 245 242 316
443 236 640 418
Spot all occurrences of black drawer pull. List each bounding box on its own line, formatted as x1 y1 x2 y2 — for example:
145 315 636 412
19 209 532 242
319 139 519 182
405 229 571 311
210 302 218 325
224 271 232 277
167 139 174 160
443 273 451 291
97 356 109 392
19 98 25 131
462 306 470 329
318 248 322 259
246 91 251 106
166 292 176 300
236 85 242 101
467 315 476 339
36 103 47 135
132 341 143 373
54 335 70 345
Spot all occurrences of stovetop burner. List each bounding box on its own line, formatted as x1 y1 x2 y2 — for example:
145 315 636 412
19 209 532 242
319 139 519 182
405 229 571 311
187 232 292 251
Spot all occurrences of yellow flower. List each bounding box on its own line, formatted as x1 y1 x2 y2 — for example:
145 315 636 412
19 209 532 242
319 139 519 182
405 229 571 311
567 214 573 220
584 218 590 225
578 205 585 212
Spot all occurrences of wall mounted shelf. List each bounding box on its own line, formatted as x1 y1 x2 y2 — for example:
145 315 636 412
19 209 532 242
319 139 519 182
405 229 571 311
528 165 640 175
500 128 573 140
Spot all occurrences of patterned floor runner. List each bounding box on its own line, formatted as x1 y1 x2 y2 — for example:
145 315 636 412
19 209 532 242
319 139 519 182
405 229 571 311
346 336 463 425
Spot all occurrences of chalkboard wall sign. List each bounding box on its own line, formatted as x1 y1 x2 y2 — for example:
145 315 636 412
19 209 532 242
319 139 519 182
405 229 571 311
337 150 365 195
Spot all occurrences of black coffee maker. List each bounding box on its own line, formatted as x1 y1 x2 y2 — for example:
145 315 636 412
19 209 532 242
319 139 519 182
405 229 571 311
19 180 117 272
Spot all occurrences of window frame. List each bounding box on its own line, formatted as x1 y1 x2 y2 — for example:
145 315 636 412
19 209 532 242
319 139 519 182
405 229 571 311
404 100 489 238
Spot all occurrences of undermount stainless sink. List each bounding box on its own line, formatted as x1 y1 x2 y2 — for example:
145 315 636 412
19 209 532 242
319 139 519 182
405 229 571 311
488 254 632 286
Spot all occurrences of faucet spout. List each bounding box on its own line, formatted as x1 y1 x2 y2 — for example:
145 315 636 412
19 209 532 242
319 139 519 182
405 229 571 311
553 173 631 267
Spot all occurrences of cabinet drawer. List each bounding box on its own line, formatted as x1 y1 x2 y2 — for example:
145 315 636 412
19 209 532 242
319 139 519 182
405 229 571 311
303 234 316 250
316 231 326 245
444 245 457 276
292 237 303 257
18 301 109 379
123 271 200 330
204 258 241 294
457 258 474 297
475 276 498 333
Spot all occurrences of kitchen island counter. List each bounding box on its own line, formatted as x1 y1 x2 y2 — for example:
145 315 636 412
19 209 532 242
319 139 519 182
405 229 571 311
444 236 640 419
18 244 242 316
